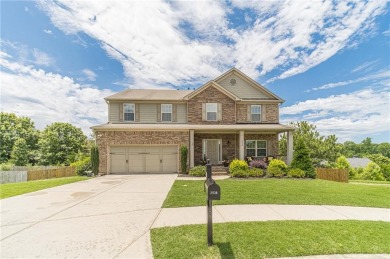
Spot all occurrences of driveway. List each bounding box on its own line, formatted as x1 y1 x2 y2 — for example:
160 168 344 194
0 174 177 258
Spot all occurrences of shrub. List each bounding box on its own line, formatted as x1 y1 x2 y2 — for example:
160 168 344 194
267 159 287 177
11 138 29 166
287 168 305 178
290 138 315 178
0 163 13 171
229 159 248 174
359 162 385 181
248 168 264 177
367 154 390 181
249 159 267 169
71 157 91 176
90 145 99 175
349 167 364 180
189 165 206 177
231 169 248 178
180 145 188 174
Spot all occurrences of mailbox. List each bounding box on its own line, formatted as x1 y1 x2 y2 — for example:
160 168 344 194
205 179 220 200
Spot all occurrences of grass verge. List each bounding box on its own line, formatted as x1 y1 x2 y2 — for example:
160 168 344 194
163 179 390 208
0 176 88 199
350 180 390 185
151 220 390 259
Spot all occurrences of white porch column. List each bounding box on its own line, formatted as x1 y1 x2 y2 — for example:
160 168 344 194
239 130 245 160
190 130 194 168
287 130 294 165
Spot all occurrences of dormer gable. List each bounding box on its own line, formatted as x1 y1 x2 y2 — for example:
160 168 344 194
214 67 284 102
183 81 240 101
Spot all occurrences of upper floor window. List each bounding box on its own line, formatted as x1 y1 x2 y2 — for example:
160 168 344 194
251 105 261 122
246 140 267 157
124 103 135 121
161 104 172 122
206 103 217 121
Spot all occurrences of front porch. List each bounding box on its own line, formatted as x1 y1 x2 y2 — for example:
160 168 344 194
189 127 294 167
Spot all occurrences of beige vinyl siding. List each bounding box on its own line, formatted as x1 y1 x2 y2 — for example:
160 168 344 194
140 103 158 123
109 103 120 122
218 74 270 99
176 103 187 123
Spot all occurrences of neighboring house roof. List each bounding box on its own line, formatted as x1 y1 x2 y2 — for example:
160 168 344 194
183 81 241 101
346 158 372 168
91 123 295 133
105 89 193 101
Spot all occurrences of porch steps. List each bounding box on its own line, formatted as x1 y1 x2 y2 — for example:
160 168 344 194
211 165 229 175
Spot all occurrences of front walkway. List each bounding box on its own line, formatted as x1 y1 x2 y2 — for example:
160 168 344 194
152 204 390 228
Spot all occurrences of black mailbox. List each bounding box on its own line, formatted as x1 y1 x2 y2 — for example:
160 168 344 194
205 180 221 200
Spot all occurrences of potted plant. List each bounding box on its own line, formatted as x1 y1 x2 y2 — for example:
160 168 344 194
222 154 230 167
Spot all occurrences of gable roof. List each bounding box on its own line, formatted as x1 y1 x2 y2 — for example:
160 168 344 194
183 81 240 100
346 158 372 168
214 67 284 102
105 89 193 101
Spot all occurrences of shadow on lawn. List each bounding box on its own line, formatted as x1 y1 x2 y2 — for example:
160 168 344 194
216 242 235 259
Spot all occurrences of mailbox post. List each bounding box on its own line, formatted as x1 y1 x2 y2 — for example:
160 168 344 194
204 160 220 246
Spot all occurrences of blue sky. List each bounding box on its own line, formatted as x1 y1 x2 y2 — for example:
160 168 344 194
1 0 389 143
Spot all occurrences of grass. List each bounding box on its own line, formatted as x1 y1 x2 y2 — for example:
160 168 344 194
0 176 88 199
163 178 390 208
350 180 390 185
151 220 390 259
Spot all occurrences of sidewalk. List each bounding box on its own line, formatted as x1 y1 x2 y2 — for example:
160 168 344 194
152 204 390 228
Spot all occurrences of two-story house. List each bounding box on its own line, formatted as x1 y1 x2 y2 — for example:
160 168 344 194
92 68 294 174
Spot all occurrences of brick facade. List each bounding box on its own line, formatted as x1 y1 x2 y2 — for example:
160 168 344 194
187 85 236 124
236 103 279 123
244 134 278 157
95 131 189 174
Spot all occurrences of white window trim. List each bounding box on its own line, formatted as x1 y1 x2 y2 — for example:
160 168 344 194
161 104 172 122
206 103 217 121
251 105 261 122
123 103 135 122
245 140 267 157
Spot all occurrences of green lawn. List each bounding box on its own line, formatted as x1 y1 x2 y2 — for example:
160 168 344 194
0 176 88 199
350 180 390 185
163 179 390 208
151 220 390 259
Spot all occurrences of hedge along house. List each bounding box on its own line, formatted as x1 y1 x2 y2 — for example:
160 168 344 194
91 68 294 174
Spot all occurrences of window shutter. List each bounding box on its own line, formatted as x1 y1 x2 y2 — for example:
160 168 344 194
261 105 265 122
202 103 206 121
172 104 177 122
217 103 222 121
157 104 161 122
119 103 123 121
135 104 140 122
247 105 251 122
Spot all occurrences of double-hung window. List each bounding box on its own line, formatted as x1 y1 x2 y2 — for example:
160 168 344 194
206 103 217 121
246 140 267 157
123 103 135 121
161 104 172 122
251 105 261 122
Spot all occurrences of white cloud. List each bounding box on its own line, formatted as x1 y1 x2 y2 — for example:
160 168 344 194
32 48 54 66
351 60 380 73
36 0 388 87
82 68 97 81
0 54 113 135
43 29 53 35
281 89 390 141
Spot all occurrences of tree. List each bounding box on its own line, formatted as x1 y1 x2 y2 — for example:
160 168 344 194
290 138 315 178
39 122 87 165
180 145 188 174
335 155 352 178
0 113 38 163
367 154 390 181
11 138 29 166
361 162 385 181
90 145 99 175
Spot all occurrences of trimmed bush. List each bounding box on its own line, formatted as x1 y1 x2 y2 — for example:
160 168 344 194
267 159 287 177
248 168 265 177
249 159 267 169
180 145 188 174
231 169 248 178
288 168 305 178
189 165 206 177
71 157 91 176
90 145 99 175
229 159 248 174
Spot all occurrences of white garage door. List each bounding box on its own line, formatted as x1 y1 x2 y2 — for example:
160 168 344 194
110 146 178 174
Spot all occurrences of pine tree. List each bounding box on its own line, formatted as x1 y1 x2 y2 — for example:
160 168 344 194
290 138 315 178
91 145 99 175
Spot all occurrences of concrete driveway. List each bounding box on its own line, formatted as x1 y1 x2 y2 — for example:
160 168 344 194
0 174 177 259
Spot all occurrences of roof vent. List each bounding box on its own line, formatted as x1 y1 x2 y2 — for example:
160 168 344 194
230 78 236 85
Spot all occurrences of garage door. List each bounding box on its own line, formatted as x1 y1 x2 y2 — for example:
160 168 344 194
110 146 178 174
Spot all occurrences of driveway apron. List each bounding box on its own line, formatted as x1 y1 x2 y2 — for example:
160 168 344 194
0 174 177 259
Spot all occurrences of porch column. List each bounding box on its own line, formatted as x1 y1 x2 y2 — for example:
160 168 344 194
239 130 245 160
190 130 194 168
287 130 294 165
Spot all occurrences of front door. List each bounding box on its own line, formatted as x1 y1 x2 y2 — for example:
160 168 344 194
205 139 221 164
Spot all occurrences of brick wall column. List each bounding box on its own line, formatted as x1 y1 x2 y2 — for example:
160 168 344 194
239 130 245 160
190 129 194 168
